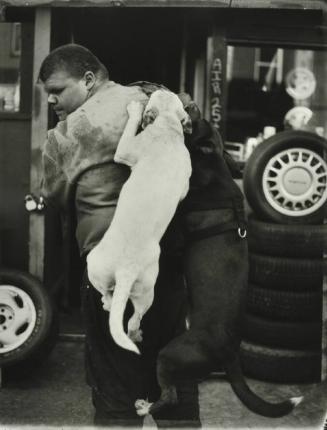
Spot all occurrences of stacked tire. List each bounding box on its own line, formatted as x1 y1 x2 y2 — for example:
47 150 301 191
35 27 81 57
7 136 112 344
240 130 326 383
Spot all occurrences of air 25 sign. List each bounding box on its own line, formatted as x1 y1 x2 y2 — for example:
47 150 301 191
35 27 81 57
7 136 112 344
210 57 223 131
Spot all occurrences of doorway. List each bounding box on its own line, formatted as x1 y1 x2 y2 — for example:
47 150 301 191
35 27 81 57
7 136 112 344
52 8 186 92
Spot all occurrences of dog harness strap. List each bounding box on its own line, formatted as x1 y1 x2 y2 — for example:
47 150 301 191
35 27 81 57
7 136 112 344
181 199 234 212
187 220 241 242
232 194 247 238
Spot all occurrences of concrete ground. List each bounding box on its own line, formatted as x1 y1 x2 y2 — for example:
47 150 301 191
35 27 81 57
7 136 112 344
0 338 326 430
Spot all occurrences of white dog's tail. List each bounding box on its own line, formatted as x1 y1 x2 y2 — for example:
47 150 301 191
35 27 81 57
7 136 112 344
109 270 140 355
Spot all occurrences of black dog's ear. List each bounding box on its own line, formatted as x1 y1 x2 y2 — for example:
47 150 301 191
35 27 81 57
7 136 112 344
142 108 158 129
186 119 224 157
178 93 201 122
181 114 193 135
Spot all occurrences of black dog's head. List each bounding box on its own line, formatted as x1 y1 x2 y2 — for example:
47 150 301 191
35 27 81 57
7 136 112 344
180 101 241 189
177 96 223 188
184 118 225 189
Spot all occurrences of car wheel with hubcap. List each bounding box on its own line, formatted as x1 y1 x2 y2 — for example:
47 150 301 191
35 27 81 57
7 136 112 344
244 130 327 224
0 269 58 372
0 285 38 354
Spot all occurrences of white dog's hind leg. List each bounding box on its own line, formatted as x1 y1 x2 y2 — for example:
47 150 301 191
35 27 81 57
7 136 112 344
127 263 157 344
128 318 143 344
128 292 153 343
127 301 143 342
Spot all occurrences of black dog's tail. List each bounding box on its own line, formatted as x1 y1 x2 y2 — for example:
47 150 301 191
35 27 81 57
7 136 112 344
224 356 303 418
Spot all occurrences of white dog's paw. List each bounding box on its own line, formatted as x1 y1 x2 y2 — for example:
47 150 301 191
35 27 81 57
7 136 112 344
128 329 143 343
127 101 144 119
102 301 111 312
101 293 112 312
135 399 152 416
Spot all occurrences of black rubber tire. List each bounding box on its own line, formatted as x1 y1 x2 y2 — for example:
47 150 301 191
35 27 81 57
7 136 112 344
243 130 327 224
249 253 324 291
0 269 59 369
247 214 327 259
243 313 321 349
247 284 322 321
240 341 321 383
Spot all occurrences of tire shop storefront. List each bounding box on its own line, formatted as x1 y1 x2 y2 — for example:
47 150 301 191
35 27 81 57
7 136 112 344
0 1 326 382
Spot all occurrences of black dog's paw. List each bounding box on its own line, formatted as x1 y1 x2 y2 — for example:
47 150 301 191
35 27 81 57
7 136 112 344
135 399 152 416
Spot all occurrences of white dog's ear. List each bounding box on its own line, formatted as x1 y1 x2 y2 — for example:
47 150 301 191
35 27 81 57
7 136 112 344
181 114 193 135
142 108 158 129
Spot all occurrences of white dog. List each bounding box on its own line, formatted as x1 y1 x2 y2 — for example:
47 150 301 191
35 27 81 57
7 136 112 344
86 90 192 354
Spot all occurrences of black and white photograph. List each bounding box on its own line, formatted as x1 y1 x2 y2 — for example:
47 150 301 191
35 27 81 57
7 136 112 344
0 1 326 429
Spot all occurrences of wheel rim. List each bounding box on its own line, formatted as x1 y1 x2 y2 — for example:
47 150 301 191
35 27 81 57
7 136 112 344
262 147 327 217
0 285 37 353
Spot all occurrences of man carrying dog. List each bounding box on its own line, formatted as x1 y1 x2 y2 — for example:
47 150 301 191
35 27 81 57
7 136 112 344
39 44 200 427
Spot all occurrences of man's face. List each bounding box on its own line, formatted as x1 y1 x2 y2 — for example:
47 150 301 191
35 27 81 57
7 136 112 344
43 69 89 121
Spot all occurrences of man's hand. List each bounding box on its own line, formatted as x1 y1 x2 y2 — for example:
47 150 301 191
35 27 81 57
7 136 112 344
127 101 144 124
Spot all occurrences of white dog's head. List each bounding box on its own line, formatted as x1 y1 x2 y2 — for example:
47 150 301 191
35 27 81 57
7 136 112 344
142 90 192 134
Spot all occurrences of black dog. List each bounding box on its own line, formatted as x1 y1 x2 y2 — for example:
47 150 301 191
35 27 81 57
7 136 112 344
135 118 302 418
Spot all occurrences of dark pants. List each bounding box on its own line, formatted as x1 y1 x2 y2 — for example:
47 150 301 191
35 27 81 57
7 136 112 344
81 253 200 427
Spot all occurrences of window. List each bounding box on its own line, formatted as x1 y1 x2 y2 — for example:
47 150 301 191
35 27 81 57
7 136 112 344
226 46 326 149
0 23 22 113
